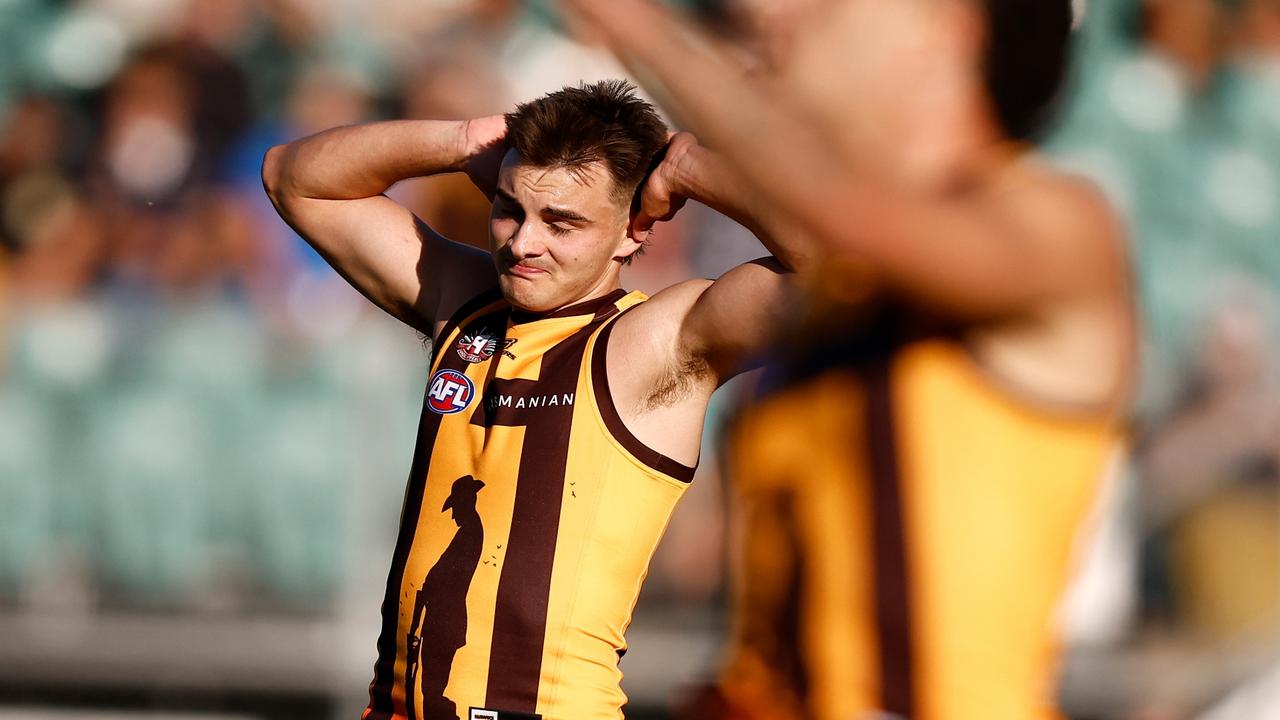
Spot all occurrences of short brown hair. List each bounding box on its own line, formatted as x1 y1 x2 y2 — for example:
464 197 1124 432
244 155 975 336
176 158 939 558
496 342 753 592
504 79 669 202
982 0 1074 140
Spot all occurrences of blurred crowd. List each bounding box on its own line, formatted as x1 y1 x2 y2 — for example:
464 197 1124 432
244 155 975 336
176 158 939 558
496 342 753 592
0 0 1279 716
0 0 683 324
0 0 757 618
1047 1 1280 714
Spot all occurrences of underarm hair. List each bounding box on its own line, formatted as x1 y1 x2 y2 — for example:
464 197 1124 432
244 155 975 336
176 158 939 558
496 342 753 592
637 353 713 414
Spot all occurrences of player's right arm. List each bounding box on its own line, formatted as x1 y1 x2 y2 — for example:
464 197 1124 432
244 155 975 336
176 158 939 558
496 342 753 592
261 117 507 336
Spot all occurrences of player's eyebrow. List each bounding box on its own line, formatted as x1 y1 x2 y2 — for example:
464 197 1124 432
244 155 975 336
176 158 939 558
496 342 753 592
495 190 589 223
543 206 591 223
495 188 590 223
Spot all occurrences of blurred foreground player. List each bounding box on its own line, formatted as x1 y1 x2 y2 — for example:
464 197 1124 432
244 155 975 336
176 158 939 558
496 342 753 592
567 1 1136 718
262 80 807 719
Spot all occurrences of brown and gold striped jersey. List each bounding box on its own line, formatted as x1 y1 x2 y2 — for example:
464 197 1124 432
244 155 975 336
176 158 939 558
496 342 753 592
363 288 694 720
709 314 1121 720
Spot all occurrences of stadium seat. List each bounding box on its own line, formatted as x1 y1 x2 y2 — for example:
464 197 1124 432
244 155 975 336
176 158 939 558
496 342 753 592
0 385 55 594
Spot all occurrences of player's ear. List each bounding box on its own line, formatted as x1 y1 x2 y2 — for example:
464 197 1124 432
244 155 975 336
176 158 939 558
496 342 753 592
615 225 647 263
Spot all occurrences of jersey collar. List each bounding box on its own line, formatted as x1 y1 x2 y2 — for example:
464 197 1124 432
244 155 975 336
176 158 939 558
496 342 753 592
509 288 628 325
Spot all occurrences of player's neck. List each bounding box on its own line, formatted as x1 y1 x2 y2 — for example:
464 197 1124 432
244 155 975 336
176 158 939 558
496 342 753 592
568 271 625 309
513 274 625 321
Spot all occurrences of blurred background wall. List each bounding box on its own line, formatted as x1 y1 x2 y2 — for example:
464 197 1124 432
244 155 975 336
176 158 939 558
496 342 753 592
0 0 1277 718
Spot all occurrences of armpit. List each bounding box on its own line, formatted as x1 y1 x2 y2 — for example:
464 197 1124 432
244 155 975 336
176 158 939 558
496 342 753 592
637 354 714 414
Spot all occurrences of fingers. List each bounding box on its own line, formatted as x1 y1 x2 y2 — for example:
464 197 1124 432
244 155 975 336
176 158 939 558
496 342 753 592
630 178 668 237
631 213 657 236
670 131 699 150
462 117 510 201
464 115 508 152
630 193 688 242
665 131 699 179
638 191 668 230
638 181 686 226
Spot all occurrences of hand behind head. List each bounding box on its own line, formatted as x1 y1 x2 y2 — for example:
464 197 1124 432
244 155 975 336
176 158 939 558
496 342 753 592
463 115 510 200
633 131 698 235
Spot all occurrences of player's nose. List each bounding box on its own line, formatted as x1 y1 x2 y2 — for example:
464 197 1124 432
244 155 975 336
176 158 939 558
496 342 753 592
508 221 546 259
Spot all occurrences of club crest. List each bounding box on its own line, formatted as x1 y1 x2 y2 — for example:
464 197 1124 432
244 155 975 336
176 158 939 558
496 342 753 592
456 327 503 363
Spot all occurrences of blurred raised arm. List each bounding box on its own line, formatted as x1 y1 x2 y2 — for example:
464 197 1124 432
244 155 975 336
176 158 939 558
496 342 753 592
564 0 1124 322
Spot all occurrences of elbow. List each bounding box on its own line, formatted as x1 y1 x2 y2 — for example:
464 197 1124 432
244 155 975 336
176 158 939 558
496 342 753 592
260 144 290 207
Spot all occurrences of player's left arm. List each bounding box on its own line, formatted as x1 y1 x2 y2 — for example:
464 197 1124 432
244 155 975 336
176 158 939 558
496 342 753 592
636 133 798 384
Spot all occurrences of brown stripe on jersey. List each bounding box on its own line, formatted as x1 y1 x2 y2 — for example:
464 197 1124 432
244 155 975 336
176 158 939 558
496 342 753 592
776 491 812 716
365 291 506 720
864 358 916 719
484 307 620 712
590 315 697 482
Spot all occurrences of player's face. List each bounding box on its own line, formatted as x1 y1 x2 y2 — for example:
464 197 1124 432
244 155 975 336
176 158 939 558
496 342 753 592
489 151 636 312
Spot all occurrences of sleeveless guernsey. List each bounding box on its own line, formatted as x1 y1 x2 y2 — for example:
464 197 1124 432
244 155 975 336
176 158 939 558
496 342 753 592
713 312 1121 720
364 288 693 720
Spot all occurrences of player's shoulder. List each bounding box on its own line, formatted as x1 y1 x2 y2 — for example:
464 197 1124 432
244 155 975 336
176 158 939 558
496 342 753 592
644 278 716 311
991 154 1127 271
621 278 713 326
1001 154 1123 236
609 279 713 352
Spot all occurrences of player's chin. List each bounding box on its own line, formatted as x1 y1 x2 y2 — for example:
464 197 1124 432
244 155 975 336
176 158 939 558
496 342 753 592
498 275 554 313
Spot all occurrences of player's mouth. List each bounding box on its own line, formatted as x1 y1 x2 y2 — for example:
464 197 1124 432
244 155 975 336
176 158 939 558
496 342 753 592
506 262 549 278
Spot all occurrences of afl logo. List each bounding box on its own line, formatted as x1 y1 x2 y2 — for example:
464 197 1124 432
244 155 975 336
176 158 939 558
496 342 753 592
427 369 475 415
456 329 500 363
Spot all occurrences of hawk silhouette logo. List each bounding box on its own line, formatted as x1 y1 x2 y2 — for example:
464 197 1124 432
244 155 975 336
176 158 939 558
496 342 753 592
406 476 486 720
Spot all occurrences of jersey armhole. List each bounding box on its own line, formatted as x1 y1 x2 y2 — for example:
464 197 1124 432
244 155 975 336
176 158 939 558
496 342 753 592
589 313 698 483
